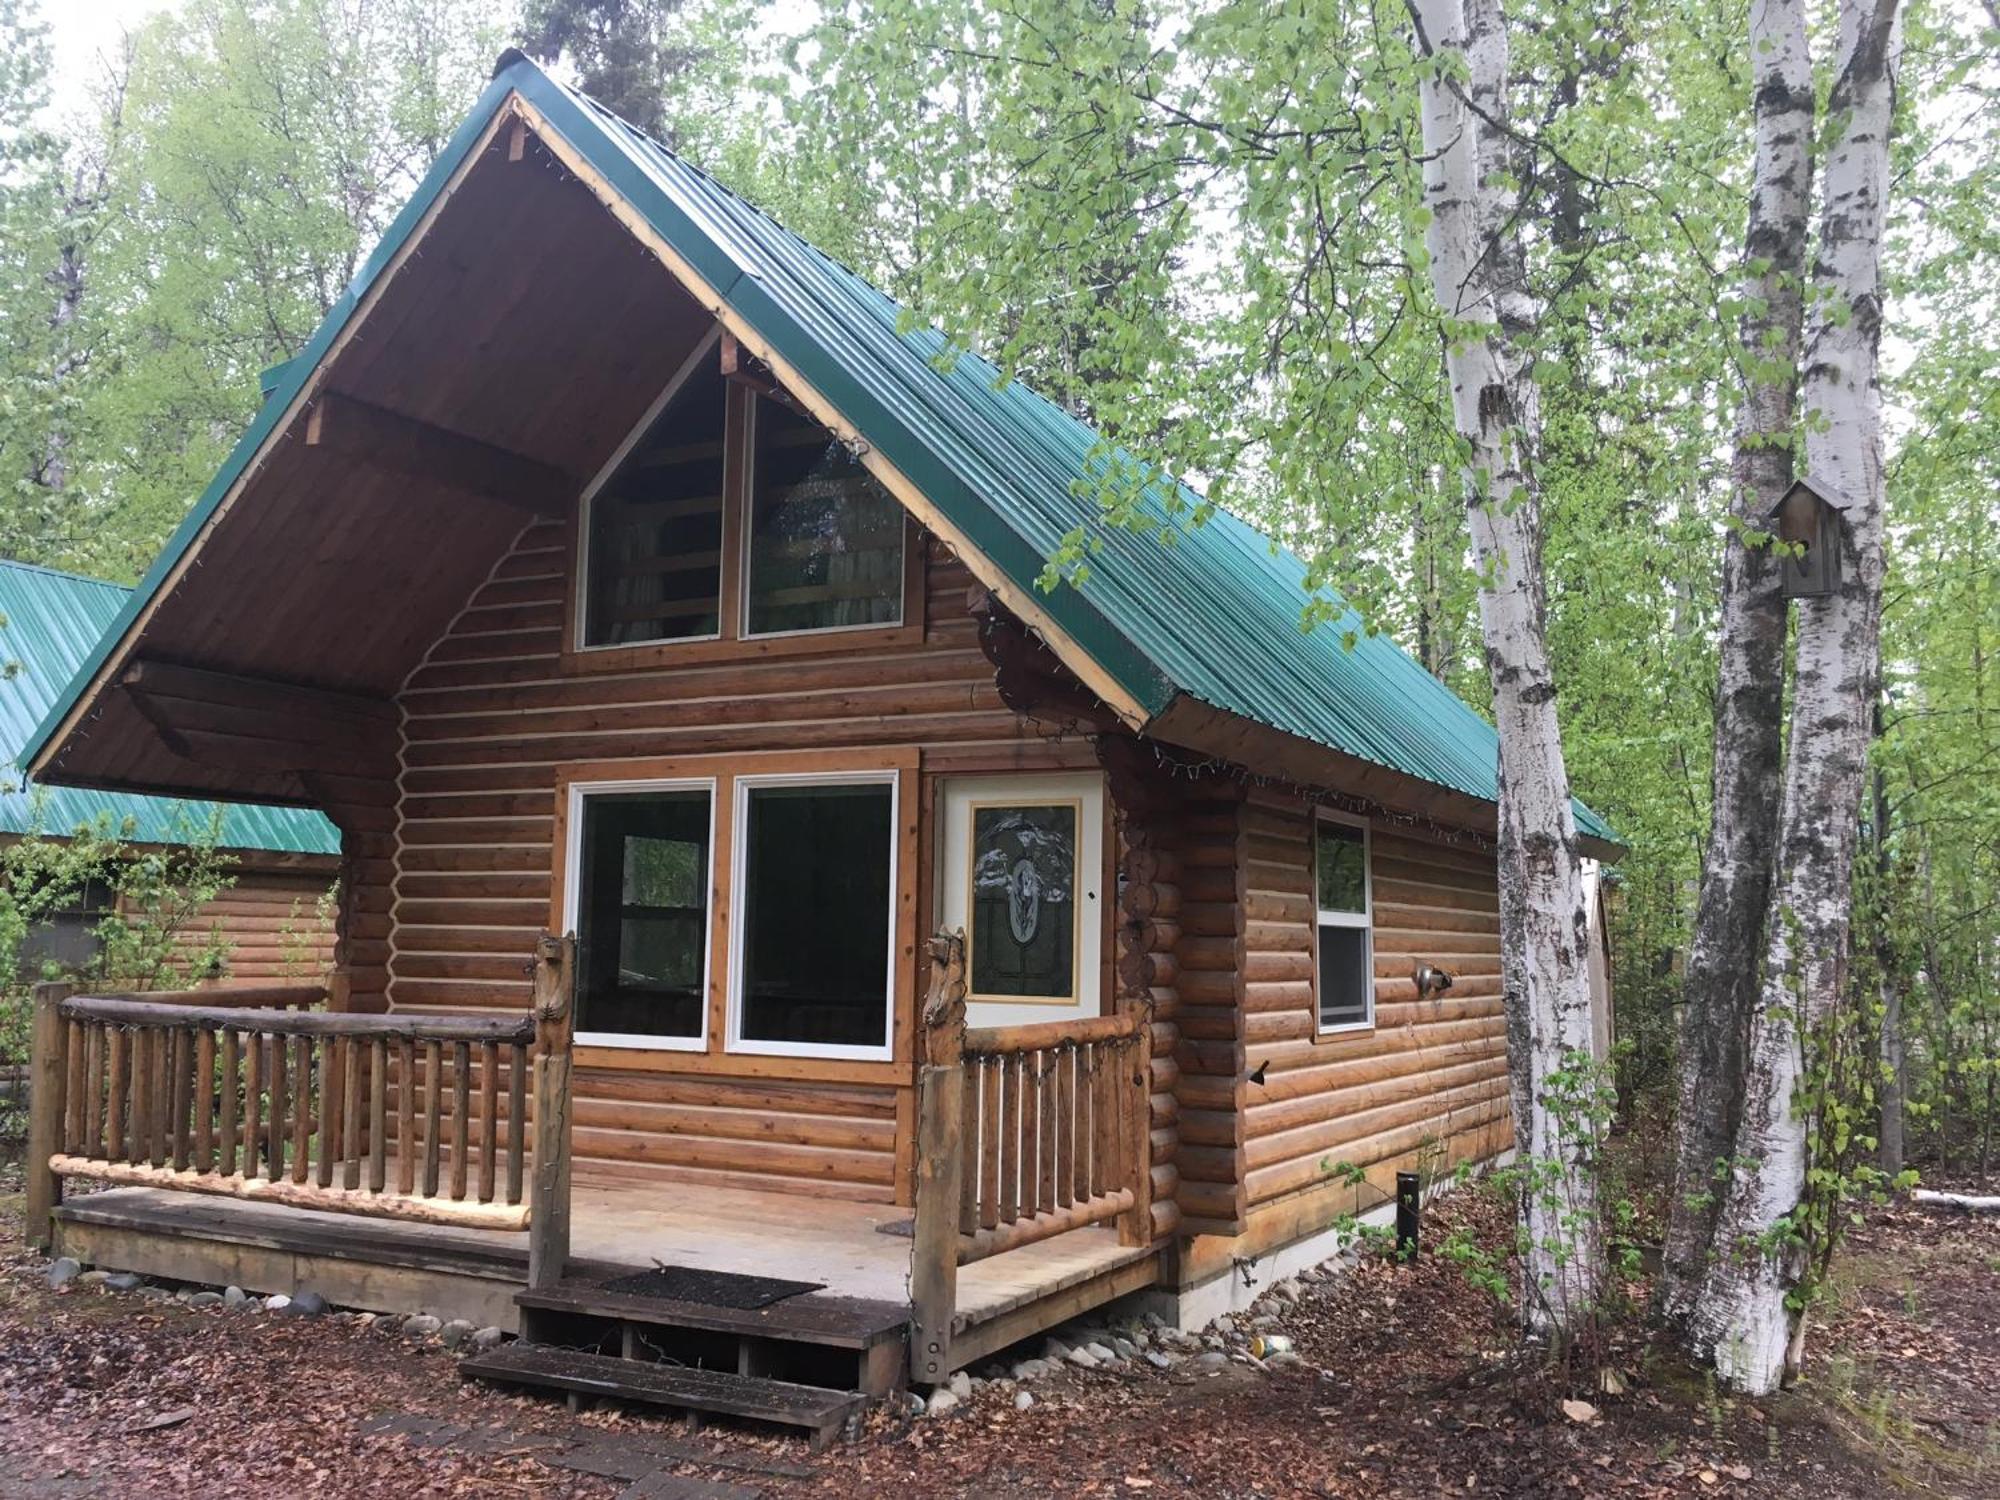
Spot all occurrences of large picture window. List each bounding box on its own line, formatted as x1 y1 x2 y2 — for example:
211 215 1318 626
744 396 905 637
730 774 897 1058
1315 815 1374 1032
571 783 714 1048
580 335 726 647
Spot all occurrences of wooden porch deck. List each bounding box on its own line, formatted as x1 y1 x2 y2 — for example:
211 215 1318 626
51 1173 1159 1368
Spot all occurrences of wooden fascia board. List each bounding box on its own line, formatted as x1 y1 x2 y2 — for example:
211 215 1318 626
20 94 520 786
504 92 1156 735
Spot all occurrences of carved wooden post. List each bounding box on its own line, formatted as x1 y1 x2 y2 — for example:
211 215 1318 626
527 932 576 1290
25 982 75 1252
910 930 967 1385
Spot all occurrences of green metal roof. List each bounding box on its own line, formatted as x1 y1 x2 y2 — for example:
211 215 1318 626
24 51 1613 847
0 561 340 854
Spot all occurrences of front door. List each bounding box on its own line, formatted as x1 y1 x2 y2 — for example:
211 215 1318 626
938 772 1106 1030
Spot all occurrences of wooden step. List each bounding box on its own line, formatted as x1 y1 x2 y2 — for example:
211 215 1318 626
461 1342 867 1448
517 1280 908 1350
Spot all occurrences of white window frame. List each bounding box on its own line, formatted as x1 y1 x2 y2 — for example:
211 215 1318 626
1314 809 1375 1035
726 768 900 1062
573 326 726 653
563 775 717 1053
738 396 907 641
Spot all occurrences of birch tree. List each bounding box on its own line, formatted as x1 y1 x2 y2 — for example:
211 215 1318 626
1408 0 1604 1335
1657 0 1813 1331
1691 0 1902 1394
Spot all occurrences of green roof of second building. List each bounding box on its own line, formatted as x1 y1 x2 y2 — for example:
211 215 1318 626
0 560 340 855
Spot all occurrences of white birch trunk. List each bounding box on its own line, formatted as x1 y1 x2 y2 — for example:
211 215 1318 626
1411 0 1603 1336
1693 0 1902 1396
1660 0 1815 1335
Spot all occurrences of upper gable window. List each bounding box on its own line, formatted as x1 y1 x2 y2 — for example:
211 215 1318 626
744 395 905 637
580 347 727 647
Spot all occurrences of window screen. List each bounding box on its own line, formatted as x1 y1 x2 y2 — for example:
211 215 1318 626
1315 819 1373 1030
745 397 904 636
575 789 711 1040
737 781 894 1050
582 356 727 646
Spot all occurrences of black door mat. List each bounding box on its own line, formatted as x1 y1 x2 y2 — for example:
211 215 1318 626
597 1265 826 1310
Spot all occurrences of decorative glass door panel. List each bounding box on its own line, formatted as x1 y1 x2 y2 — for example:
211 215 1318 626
940 773 1105 1029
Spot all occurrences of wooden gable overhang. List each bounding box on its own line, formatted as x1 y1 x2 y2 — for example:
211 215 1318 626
25 59 1614 860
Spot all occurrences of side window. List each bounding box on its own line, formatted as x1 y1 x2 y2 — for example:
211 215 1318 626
1315 816 1373 1032
573 786 714 1048
580 350 727 647
744 396 905 637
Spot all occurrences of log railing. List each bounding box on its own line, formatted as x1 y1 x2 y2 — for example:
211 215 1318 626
910 930 1151 1382
24 935 578 1252
955 1013 1144 1263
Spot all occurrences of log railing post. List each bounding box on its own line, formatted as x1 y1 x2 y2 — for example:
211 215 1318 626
25 982 75 1252
527 931 576 1290
910 929 967 1384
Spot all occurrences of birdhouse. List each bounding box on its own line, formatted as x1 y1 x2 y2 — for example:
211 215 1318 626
1768 475 1848 599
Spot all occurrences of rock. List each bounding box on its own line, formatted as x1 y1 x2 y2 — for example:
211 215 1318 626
1266 1351 1306 1371
1212 1315 1236 1337
223 1285 248 1308
288 1291 329 1317
1190 1351 1231 1373
262 1293 292 1312
78 1269 111 1287
924 1388 959 1417
46 1257 82 1288
1085 1342 1118 1364
471 1326 507 1352
1066 1345 1101 1369
947 1371 972 1401
374 1314 405 1338
439 1318 476 1349
1014 1390 1034 1411
402 1314 441 1337
1271 1279 1302 1304
105 1272 145 1293
1042 1337 1072 1361
1145 1350 1178 1370
1252 1314 1281 1331
1011 1358 1049 1381
186 1291 224 1308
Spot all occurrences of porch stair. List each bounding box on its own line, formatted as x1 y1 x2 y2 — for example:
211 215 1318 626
460 1275 909 1446
458 1342 867 1450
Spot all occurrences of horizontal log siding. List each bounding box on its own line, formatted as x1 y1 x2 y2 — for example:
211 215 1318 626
380 518 1053 1198
1170 784 1248 1231
1235 788 1509 1212
166 868 339 986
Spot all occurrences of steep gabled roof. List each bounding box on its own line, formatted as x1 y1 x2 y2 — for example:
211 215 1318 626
0 561 339 854
24 52 1613 849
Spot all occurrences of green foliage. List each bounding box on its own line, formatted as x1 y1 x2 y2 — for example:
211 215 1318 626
0 803 239 1124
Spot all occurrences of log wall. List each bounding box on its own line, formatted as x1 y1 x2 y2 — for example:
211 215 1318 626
1175 784 1510 1274
174 866 340 986
378 517 1094 1201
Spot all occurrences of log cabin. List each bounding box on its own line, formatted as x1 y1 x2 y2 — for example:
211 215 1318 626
0 559 337 985
17 52 1617 1433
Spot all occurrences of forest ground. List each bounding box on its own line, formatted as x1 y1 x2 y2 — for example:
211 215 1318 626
0 1160 1992 1499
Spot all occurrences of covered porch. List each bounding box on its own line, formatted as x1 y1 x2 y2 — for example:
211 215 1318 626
25 931 1162 1415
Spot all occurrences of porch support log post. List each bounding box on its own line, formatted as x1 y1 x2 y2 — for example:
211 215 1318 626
527 932 576 1290
911 930 967 1385
25 982 75 1251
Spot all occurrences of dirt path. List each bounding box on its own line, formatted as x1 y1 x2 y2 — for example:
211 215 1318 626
0 1180 1990 1498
